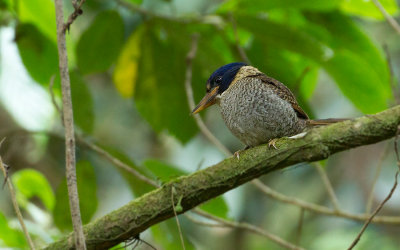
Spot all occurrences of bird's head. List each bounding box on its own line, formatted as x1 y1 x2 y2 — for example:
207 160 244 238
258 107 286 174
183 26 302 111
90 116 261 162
192 62 252 114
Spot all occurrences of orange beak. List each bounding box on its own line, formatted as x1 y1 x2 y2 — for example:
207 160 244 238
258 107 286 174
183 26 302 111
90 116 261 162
191 86 219 114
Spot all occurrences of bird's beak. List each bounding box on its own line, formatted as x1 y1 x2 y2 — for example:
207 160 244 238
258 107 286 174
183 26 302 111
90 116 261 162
191 86 219 114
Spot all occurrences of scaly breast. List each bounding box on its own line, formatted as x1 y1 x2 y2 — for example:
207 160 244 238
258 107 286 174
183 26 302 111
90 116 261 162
218 78 305 147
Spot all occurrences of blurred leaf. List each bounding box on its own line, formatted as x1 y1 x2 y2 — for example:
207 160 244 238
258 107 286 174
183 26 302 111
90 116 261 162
0 212 27 247
134 24 197 143
93 146 155 197
113 27 143 98
340 0 399 19
305 12 392 112
324 51 389 112
76 10 124 74
151 219 195 250
199 197 229 219
218 0 342 13
12 169 55 211
19 0 56 42
144 159 185 183
238 14 391 113
70 71 94 133
16 23 59 85
144 159 229 218
53 160 98 231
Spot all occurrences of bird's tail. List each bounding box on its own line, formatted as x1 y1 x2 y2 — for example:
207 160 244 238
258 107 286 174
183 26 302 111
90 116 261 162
307 118 349 126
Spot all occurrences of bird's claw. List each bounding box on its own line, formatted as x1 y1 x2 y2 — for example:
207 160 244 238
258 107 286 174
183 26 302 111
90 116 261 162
268 139 278 149
234 151 241 160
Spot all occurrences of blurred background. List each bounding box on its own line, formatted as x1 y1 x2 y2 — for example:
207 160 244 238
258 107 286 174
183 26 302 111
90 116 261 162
0 0 400 249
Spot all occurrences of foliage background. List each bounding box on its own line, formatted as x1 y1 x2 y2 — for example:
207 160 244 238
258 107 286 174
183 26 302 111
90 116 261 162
0 0 399 249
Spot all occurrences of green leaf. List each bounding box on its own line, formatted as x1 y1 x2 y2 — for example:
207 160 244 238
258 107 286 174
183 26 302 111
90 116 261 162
144 159 229 218
134 24 197 143
113 26 143 98
70 71 94 133
151 219 195 250
76 10 124 74
218 0 342 13
305 12 392 113
93 146 155 197
53 160 98 231
323 51 389 113
12 169 55 211
16 23 59 85
199 197 229 219
18 0 57 42
144 159 185 183
0 212 26 247
238 14 392 113
340 0 399 20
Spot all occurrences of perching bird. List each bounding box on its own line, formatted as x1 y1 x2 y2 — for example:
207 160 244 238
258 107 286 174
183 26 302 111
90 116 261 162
192 62 344 148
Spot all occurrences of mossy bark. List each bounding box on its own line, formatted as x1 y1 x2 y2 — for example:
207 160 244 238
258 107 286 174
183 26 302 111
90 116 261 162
44 105 400 249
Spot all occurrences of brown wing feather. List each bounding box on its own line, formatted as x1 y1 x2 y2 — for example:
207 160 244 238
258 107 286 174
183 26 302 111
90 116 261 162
249 73 309 120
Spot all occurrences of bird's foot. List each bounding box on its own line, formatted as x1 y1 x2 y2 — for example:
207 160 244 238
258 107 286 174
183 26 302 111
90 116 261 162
268 138 279 149
233 146 251 160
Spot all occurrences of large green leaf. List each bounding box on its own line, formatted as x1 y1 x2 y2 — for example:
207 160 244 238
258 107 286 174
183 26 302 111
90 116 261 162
134 24 197 143
340 0 399 19
16 23 59 85
70 71 94 133
305 12 392 112
53 160 98 231
0 212 26 248
12 168 55 211
76 10 124 74
237 14 391 113
18 0 57 42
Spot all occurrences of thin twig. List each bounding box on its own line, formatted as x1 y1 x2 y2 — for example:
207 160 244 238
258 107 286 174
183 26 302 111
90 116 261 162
383 45 400 105
252 179 400 224
295 208 305 246
171 188 186 250
48 75 64 123
54 0 86 248
63 0 86 33
348 171 399 249
372 0 400 35
365 142 390 213
229 12 251 64
184 34 232 157
193 209 304 250
314 163 340 211
349 127 400 249
79 139 159 187
0 142 36 250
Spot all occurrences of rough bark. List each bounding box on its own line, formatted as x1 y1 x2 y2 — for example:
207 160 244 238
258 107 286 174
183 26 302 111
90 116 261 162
44 105 400 250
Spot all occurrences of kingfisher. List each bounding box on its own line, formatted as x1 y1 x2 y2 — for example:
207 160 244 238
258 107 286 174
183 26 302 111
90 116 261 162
192 62 343 148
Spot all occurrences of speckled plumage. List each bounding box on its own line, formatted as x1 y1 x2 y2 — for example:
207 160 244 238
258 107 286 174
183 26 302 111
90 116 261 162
192 63 337 148
218 69 307 147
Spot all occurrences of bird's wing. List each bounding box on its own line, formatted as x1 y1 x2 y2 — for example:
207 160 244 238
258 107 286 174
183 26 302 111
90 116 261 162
249 73 309 120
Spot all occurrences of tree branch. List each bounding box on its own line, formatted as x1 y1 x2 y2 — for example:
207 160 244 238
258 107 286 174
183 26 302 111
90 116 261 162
44 105 400 249
54 0 86 249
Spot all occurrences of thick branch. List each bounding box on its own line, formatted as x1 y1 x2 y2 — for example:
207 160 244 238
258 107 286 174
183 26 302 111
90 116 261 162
45 105 400 249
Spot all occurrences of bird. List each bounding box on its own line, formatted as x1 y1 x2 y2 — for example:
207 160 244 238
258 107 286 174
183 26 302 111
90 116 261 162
191 62 345 149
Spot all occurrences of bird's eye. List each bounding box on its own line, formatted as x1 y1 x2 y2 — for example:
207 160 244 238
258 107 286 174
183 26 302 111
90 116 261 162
215 76 222 84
